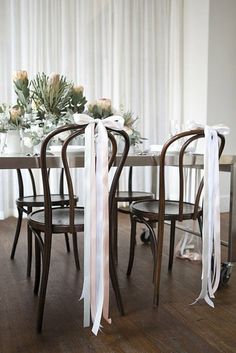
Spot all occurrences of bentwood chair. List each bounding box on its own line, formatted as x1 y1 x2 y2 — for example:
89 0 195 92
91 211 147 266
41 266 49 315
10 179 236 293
10 168 79 276
28 123 130 332
128 129 225 305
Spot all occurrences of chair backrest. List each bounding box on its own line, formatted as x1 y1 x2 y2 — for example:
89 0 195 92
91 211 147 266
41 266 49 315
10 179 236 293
158 128 225 222
39 123 130 231
16 168 65 198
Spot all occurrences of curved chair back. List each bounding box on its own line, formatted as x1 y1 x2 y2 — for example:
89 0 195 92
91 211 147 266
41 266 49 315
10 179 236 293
158 129 225 224
16 168 66 199
150 128 225 305
39 123 130 234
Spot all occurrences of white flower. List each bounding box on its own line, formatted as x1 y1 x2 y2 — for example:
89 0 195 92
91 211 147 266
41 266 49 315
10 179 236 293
23 136 34 148
48 72 60 86
96 98 111 110
73 85 84 94
12 70 28 82
123 126 133 135
31 125 44 136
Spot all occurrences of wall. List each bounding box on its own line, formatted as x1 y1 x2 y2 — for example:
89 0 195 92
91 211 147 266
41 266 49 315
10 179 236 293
183 0 209 125
207 0 236 153
207 0 236 211
184 0 236 212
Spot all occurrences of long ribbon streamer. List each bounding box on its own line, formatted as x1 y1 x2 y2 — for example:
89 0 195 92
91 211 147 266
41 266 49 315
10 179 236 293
190 124 229 307
74 113 124 334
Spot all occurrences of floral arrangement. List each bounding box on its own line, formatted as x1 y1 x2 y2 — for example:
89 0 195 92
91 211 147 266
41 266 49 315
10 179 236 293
0 103 24 131
87 98 113 119
0 70 87 147
122 110 142 146
85 98 143 146
0 71 143 150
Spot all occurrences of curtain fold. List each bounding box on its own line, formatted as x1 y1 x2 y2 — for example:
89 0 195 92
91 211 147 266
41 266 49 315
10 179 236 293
0 0 183 218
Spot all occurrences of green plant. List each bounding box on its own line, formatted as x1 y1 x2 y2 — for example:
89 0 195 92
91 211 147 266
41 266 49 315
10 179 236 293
69 85 87 113
31 72 73 120
13 70 31 113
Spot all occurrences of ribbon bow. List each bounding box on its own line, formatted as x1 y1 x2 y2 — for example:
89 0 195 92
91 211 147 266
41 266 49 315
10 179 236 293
73 113 124 335
189 123 229 307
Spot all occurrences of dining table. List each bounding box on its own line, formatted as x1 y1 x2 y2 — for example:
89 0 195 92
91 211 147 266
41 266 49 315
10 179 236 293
0 151 235 265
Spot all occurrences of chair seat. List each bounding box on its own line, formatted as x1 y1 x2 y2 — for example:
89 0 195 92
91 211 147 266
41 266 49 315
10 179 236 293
130 199 202 221
17 194 78 208
116 191 154 213
28 207 84 233
115 191 154 202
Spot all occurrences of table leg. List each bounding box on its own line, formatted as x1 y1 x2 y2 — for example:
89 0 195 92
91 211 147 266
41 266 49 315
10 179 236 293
228 162 236 262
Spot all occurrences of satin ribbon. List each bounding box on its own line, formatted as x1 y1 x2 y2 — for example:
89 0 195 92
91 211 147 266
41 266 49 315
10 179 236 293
189 123 229 307
73 113 124 334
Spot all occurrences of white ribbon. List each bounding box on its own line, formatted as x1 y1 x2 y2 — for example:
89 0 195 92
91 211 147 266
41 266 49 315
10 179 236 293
74 113 124 335
189 123 229 307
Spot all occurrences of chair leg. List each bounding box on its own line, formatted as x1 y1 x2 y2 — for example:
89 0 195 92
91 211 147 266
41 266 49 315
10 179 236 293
27 225 33 277
10 207 23 259
34 232 41 295
72 233 80 270
198 216 203 236
153 221 165 306
109 203 124 316
126 215 137 276
109 242 125 316
27 207 33 277
113 202 118 264
37 233 52 333
64 233 71 252
168 220 176 271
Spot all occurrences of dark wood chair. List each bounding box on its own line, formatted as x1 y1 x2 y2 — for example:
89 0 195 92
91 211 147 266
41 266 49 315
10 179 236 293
10 168 79 276
27 123 130 332
113 166 154 260
128 129 225 306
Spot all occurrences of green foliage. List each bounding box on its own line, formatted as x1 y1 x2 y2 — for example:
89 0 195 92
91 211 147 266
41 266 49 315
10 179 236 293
31 73 73 120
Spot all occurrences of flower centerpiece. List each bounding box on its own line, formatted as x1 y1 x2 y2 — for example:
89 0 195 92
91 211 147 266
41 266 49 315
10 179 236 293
10 71 87 149
84 98 143 147
1 71 144 153
121 110 142 146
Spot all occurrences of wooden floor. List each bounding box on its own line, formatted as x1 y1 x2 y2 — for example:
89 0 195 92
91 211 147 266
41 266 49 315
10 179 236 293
0 214 235 353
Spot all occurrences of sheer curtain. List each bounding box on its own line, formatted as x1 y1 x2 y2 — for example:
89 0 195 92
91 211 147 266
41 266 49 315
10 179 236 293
0 0 183 218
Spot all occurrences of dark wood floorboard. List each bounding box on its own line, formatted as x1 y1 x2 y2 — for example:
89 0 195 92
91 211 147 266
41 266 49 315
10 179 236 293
0 213 235 353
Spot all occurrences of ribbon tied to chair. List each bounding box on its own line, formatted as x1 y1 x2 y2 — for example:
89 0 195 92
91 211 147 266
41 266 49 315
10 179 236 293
74 113 124 334
190 123 230 307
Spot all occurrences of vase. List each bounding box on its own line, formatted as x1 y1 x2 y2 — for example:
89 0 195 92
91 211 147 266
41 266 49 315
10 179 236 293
5 130 22 154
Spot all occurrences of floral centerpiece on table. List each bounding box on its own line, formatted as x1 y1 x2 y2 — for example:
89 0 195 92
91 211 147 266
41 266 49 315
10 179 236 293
8 70 87 148
84 98 143 146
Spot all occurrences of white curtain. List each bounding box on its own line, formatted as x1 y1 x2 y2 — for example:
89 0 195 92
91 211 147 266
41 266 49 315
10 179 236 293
0 0 183 218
